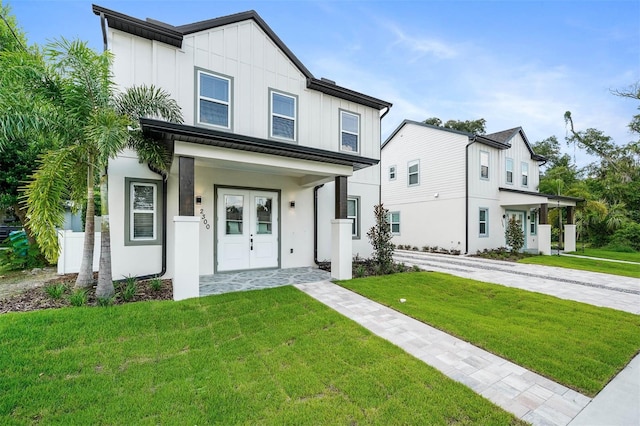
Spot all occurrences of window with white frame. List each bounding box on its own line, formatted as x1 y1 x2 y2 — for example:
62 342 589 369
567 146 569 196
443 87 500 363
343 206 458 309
530 211 537 235
125 179 162 245
389 165 396 181
197 69 231 128
408 160 419 186
347 196 360 238
480 151 489 180
521 162 529 187
506 158 514 184
270 90 297 141
479 208 488 237
340 110 360 152
389 211 400 234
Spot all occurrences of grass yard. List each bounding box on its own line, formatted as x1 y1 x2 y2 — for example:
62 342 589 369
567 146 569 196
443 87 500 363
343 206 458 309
519 254 640 278
339 272 640 397
0 286 523 425
566 248 640 263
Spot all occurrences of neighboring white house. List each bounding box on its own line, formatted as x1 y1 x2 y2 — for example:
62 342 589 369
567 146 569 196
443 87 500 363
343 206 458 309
381 120 580 255
89 5 391 297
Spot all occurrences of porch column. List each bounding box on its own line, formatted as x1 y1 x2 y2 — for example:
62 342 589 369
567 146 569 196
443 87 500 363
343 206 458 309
173 216 200 301
179 157 195 216
564 205 576 252
566 206 575 224
538 204 551 255
332 176 352 280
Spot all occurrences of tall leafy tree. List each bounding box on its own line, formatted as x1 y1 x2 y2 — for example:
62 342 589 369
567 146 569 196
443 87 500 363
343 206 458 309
1 38 182 295
423 117 487 135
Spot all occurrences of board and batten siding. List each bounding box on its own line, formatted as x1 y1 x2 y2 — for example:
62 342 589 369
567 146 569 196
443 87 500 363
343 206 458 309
108 21 380 160
381 123 467 249
498 132 540 191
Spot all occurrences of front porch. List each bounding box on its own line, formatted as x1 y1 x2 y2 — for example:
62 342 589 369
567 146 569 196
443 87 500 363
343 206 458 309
200 267 330 296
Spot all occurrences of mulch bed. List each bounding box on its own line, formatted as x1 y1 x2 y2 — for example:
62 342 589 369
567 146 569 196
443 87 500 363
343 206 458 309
0 274 173 314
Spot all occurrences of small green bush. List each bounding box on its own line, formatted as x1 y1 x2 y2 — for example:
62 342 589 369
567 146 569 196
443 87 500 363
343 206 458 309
607 222 640 252
150 277 163 291
69 289 88 307
121 276 138 302
97 296 115 307
44 283 67 299
355 264 366 278
0 230 47 271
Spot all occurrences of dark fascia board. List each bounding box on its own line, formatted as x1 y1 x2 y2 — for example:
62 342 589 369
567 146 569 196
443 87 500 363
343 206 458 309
381 119 472 150
486 126 546 162
307 78 392 111
140 118 379 171
499 187 584 203
92 5 391 111
177 11 315 80
473 135 511 150
92 4 183 48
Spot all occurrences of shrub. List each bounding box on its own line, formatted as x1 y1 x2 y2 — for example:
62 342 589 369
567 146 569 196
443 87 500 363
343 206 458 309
505 217 525 253
367 204 395 275
607 222 640 252
121 276 138 301
44 283 67 299
0 230 47 271
150 277 163 291
69 289 88 307
97 296 115 307
355 264 366 278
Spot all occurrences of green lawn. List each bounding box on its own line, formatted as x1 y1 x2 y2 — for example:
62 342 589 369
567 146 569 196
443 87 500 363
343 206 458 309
0 287 523 425
340 272 640 396
519 254 640 278
567 248 640 263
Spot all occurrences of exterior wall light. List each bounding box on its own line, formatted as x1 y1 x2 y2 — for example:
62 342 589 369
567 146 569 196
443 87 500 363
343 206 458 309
195 195 202 205
289 201 296 208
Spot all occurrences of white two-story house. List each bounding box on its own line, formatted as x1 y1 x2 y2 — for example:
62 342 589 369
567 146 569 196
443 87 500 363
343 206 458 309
381 120 579 255
91 5 391 298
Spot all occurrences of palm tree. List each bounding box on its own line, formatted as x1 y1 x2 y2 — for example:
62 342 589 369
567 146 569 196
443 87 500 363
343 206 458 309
1 38 182 295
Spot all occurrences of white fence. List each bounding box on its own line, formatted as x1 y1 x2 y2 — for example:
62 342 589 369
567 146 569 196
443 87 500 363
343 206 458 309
57 230 101 274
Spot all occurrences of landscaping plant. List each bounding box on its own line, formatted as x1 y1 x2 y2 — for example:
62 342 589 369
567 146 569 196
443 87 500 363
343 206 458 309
367 204 395 274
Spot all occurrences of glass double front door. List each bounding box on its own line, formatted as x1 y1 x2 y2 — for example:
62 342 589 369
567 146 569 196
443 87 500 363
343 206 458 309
217 188 279 271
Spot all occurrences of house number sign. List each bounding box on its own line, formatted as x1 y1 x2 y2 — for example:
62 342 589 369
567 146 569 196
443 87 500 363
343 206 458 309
199 208 211 230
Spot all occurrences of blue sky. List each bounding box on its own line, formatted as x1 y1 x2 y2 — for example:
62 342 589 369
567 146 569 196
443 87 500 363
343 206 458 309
9 0 640 166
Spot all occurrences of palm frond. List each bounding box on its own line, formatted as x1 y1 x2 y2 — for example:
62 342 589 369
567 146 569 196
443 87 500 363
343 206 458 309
22 145 86 262
85 108 131 166
115 85 183 124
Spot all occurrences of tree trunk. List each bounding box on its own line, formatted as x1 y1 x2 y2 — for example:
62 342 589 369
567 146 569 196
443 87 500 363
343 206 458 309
75 163 95 289
12 202 38 248
96 169 114 298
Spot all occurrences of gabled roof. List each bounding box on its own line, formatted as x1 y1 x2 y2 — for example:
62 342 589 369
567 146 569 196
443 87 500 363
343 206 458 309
485 127 546 162
92 4 392 111
382 120 546 162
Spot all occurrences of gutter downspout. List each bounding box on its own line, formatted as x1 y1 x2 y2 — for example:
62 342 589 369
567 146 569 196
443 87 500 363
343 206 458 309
313 184 324 265
99 12 108 51
136 166 168 280
465 136 477 255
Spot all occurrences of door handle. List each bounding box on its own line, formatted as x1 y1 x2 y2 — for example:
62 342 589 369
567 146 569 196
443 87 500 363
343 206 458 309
250 234 253 250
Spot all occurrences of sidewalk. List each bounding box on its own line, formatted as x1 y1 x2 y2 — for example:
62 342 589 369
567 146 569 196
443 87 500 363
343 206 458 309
296 281 592 426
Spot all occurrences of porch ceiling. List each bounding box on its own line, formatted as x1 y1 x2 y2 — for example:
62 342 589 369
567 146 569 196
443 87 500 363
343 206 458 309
499 187 581 208
140 118 378 171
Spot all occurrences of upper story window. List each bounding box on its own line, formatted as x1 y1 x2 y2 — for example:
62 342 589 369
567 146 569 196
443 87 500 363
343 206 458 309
408 160 420 186
506 158 514 184
480 151 489 180
340 110 360 153
389 165 396 181
270 90 297 141
521 162 529 187
197 69 231 129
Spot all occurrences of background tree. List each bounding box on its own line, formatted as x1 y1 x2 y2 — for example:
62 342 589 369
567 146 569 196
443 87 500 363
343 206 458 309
0 0 49 257
423 117 487 134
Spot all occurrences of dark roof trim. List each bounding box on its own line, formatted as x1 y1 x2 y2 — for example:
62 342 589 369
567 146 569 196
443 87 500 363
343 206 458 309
176 11 314 79
499 187 584 203
381 119 472 149
473 135 510 150
485 126 546 162
92 4 183 47
307 78 392 110
140 118 379 171
92 5 391 111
